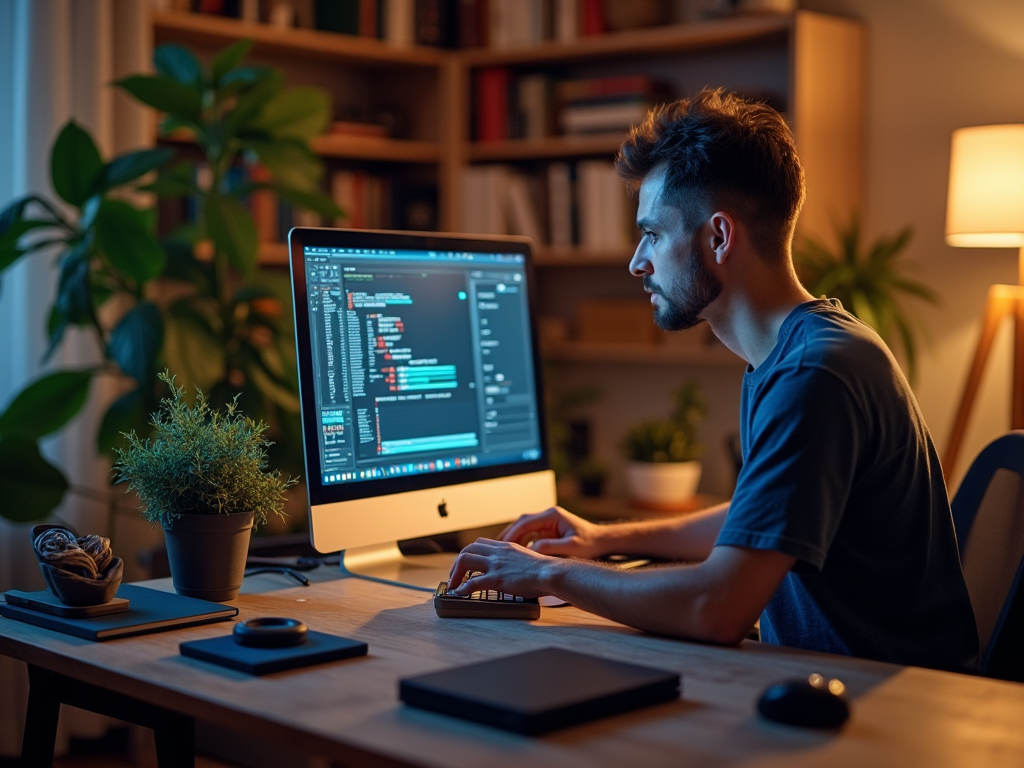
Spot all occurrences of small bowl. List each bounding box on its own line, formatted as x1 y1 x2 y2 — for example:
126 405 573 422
31 524 123 607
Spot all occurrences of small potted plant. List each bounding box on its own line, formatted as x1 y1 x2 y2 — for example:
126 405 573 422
621 381 706 509
114 372 296 602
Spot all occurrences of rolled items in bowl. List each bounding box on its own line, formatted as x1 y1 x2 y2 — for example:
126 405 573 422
31 525 123 606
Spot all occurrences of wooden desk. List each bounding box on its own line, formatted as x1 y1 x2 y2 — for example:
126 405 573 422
3 570 1024 768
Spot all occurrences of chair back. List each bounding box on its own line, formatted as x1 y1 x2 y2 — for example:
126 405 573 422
951 431 1024 679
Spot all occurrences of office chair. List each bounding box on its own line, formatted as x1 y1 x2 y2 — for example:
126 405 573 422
951 431 1024 681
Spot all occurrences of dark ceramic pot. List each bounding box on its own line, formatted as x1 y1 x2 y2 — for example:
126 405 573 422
162 511 254 602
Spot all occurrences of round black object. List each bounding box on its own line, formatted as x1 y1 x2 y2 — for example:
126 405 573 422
757 676 850 728
233 617 308 648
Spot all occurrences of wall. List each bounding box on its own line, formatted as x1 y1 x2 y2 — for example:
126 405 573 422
801 0 1024 490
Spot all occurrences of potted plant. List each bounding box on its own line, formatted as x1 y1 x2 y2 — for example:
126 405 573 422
113 372 296 602
794 215 940 381
621 381 706 509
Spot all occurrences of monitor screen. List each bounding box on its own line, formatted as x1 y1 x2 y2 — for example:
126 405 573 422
290 228 555 561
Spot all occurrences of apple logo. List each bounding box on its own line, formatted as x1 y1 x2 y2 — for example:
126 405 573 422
437 499 448 518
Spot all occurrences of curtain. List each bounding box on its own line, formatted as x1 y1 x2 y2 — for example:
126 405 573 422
0 0 159 756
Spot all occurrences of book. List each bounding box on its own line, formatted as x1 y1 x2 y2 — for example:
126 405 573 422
316 0 360 34
385 0 416 46
399 647 680 735
474 67 512 142
180 631 368 675
506 172 544 243
547 162 573 247
0 584 237 641
554 0 576 42
560 99 651 134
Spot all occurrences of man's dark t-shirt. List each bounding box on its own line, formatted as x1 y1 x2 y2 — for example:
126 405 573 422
716 299 978 673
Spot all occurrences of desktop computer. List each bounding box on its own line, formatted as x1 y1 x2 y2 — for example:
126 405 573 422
288 228 556 590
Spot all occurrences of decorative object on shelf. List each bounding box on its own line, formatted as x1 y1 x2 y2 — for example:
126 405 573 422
941 124 1024 477
622 381 706 509
113 372 297 602
793 214 938 382
31 524 123 606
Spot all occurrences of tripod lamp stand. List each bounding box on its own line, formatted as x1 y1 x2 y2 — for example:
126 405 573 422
943 124 1024 477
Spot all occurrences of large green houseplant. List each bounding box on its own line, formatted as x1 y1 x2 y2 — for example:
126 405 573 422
794 216 939 380
622 381 706 509
114 372 296 601
0 40 339 524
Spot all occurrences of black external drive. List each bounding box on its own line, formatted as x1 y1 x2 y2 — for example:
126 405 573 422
399 646 680 735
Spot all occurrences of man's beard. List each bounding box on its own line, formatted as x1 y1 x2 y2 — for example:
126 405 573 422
644 232 723 331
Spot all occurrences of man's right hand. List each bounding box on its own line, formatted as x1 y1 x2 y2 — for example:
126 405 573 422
499 506 610 559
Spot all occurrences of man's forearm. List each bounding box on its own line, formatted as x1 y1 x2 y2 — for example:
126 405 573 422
596 502 730 561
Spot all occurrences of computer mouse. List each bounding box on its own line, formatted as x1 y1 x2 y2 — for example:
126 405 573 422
757 673 850 728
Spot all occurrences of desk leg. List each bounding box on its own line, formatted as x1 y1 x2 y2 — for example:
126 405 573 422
20 665 195 768
21 665 60 768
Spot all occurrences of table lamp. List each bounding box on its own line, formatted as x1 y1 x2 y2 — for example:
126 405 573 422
943 124 1024 476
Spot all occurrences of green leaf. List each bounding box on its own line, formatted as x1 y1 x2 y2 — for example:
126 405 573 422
97 386 147 456
164 306 226 395
242 139 322 192
51 121 104 206
253 87 331 141
109 302 164 383
212 39 254 83
204 192 258 274
140 160 200 198
96 147 175 192
94 199 166 284
272 185 343 218
54 241 94 327
0 196 35 237
225 70 284 131
154 44 203 86
0 370 93 440
0 434 69 522
116 75 202 123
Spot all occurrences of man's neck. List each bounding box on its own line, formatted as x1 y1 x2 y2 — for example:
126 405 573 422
706 267 815 369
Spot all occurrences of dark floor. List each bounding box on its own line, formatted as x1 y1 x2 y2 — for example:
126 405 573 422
0 728 230 768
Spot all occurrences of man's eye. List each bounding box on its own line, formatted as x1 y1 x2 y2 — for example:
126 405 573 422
644 231 657 243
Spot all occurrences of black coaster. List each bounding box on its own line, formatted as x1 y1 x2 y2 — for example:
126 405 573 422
180 631 367 675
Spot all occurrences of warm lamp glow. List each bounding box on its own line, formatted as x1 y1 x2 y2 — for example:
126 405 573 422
946 124 1024 248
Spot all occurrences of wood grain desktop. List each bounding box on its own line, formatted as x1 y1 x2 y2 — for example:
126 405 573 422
2 569 1023 767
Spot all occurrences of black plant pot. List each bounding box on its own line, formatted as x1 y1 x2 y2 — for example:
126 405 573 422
162 511 254 602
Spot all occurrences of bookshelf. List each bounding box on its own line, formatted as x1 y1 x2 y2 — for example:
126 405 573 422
149 7 864 366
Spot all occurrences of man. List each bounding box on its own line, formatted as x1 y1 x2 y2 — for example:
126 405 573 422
448 89 978 673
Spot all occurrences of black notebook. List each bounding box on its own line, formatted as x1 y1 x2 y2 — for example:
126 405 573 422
180 631 368 675
0 584 237 641
399 647 681 735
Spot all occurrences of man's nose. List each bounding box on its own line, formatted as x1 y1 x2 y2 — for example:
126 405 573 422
629 242 652 277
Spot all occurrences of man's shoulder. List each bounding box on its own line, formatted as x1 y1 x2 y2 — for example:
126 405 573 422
776 302 894 379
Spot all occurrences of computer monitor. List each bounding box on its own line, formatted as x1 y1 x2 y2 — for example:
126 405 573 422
289 228 556 590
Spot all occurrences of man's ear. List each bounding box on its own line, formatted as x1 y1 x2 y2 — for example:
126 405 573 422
709 212 735 265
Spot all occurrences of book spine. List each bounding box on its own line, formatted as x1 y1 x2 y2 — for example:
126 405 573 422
359 0 379 36
547 162 572 247
554 0 576 43
386 0 416 46
249 164 279 242
475 67 511 142
580 0 603 36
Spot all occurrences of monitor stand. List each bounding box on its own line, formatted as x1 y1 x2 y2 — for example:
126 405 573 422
339 542 457 592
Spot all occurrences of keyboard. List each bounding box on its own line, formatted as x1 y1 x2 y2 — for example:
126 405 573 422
433 581 540 620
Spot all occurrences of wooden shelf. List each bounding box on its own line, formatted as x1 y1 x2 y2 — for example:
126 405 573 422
152 10 443 68
543 341 744 366
469 134 626 162
161 129 438 164
459 14 792 67
312 135 439 162
534 247 634 266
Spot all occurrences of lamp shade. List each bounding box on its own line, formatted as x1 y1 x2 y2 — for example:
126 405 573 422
946 124 1024 248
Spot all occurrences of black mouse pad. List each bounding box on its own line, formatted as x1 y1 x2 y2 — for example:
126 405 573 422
399 647 680 735
180 631 368 675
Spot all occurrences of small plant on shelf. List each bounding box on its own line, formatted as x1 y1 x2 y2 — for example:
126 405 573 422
622 381 706 464
621 381 706 509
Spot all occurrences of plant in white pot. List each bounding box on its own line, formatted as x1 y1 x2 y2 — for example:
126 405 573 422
114 372 296 601
621 381 706 510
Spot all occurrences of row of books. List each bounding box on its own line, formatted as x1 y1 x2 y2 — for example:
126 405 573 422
474 72 669 142
162 162 436 246
159 0 609 49
459 161 635 250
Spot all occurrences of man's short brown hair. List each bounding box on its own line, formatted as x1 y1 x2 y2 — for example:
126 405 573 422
616 88 805 261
